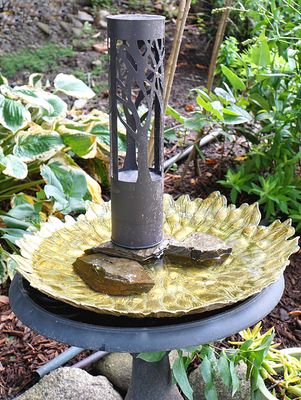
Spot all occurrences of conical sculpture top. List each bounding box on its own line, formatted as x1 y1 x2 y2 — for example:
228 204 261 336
107 14 165 249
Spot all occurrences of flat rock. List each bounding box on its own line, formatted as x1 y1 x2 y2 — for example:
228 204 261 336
37 22 51 35
73 254 154 295
17 367 122 400
165 233 232 262
95 10 110 29
94 351 178 393
85 240 168 262
77 10 94 22
189 363 250 400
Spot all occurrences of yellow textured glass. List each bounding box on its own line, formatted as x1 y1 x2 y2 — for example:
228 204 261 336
14 193 299 318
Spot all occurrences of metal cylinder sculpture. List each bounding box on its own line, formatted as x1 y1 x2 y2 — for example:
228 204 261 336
108 15 165 249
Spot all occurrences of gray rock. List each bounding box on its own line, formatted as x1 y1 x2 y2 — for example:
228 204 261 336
37 22 51 35
95 351 178 393
72 27 83 37
95 10 110 29
165 232 232 262
77 10 94 22
189 363 251 400
95 353 132 393
72 17 84 29
17 367 123 400
86 240 168 262
73 254 155 295
60 21 72 32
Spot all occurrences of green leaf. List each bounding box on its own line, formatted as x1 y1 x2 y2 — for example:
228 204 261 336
0 153 28 179
229 361 240 396
200 356 218 400
0 228 29 244
166 105 185 124
214 87 235 103
184 114 207 131
251 31 270 67
42 93 68 120
0 99 30 132
164 127 177 142
196 95 213 112
13 88 54 113
217 352 231 388
172 356 193 400
90 124 125 151
137 352 166 362
0 216 31 230
13 130 64 161
256 376 276 400
54 73 95 99
223 104 252 125
249 94 270 111
0 75 8 85
28 73 43 88
221 65 246 91
62 132 97 158
41 163 88 214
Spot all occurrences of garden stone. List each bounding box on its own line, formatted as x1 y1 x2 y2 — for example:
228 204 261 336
94 351 179 393
37 22 51 35
73 254 155 295
77 10 94 22
16 367 122 400
95 353 132 393
189 363 251 400
95 10 110 29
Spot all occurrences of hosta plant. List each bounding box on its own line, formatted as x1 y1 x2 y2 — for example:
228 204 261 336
0 72 125 283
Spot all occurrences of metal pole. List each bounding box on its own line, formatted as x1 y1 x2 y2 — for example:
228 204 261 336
107 15 165 249
36 347 84 378
70 351 108 369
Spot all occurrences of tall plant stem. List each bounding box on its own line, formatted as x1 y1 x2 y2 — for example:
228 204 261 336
147 0 192 165
180 0 232 180
0 179 44 198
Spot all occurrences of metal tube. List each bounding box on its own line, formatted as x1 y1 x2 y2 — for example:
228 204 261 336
164 130 222 170
70 351 108 369
36 347 84 378
108 15 165 249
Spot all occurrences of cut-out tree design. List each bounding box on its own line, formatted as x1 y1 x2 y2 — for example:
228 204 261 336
108 15 165 249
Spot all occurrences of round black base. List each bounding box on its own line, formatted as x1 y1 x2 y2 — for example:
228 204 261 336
9 274 284 400
10 274 284 352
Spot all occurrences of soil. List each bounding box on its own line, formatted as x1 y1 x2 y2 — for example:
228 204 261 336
0 2 300 400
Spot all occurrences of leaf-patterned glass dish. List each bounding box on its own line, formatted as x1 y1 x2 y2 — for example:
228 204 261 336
13 192 299 318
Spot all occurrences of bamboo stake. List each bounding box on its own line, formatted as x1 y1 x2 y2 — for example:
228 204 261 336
148 0 192 165
180 0 232 180
207 0 232 92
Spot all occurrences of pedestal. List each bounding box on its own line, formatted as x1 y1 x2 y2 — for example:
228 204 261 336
9 274 284 400
126 354 182 400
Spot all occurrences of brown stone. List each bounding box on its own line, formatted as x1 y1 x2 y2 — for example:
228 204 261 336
85 240 169 262
73 254 155 296
165 233 232 262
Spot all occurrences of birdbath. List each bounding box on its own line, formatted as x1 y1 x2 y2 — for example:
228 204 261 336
9 15 299 400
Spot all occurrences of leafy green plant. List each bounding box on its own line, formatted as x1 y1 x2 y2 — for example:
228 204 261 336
207 1 301 229
0 43 74 78
91 0 113 7
0 72 124 200
138 323 301 400
0 72 126 283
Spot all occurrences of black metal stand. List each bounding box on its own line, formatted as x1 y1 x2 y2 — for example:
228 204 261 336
126 354 182 400
9 274 285 400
